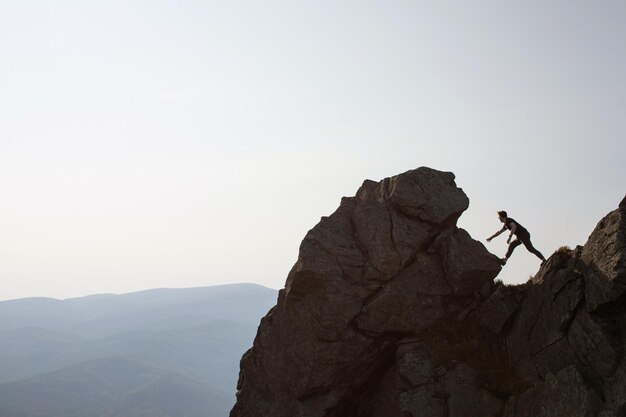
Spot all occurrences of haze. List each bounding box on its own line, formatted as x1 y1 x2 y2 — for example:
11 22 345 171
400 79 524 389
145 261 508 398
1 1 624 300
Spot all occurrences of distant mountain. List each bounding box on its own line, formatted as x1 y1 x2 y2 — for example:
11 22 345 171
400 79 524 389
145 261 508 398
0 283 277 417
0 357 230 417
0 283 277 334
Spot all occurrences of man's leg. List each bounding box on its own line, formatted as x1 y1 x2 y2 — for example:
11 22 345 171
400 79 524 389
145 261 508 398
505 239 522 259
520 233 546 261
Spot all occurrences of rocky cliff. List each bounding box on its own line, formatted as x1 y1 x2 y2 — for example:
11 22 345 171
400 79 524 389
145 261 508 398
231 167 626 417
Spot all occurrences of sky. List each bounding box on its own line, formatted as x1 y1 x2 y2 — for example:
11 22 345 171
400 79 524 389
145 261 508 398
1 1 624 301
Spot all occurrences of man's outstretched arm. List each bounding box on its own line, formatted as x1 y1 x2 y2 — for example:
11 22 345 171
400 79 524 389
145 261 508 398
487 227 507 242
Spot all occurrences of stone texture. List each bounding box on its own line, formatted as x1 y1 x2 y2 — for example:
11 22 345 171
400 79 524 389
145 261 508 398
581 204 626 311
445 363 503 417
504 366 601 417
396 341 436 387
478 284 520 333
399 385 447 417
440 228 503 295
230 168 626 417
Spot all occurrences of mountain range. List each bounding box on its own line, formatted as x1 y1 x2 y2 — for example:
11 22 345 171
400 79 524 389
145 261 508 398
0 283 277 417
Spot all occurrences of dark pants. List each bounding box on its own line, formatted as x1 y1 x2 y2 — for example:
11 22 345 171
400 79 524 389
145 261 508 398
505 231 545 260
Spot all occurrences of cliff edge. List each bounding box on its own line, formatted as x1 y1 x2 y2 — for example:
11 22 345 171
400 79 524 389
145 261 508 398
231 167 626 417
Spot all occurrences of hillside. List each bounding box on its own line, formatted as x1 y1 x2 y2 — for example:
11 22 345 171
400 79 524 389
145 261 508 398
0 283 277 417
0 357 229 417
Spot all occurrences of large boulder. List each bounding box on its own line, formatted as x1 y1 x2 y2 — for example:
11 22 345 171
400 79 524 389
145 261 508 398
230 168 626 417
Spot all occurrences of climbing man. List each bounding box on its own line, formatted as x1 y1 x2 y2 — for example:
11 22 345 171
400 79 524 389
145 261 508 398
486 211 546 266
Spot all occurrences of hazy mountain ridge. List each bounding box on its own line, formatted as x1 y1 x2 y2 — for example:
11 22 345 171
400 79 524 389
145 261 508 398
0 357 230 417
0 283 277 417
0 283 275 332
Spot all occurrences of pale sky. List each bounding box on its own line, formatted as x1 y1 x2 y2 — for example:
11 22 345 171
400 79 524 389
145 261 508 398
1 1 624 301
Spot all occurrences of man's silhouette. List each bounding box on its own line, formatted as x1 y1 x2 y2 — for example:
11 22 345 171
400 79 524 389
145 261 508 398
487 211 546 265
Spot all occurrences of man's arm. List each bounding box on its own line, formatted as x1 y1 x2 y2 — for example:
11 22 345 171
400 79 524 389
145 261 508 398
487 226 507 242
506 223 517 243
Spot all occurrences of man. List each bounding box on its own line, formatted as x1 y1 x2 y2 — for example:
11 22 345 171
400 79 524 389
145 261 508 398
487 211 546 265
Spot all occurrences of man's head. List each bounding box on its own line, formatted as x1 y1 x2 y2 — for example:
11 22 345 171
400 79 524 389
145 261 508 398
497 211 507 222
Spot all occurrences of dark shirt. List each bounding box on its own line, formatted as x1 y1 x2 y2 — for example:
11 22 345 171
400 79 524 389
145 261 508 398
504 217 528 236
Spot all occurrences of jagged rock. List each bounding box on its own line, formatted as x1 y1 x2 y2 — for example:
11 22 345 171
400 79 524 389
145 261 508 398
478 284 520 333
603 355 626 415
503 366 601 417
399 384 447 417
567 310 620 378
232 168 492 417
440 228 502 295
396 341 436 387
581 203 626 309
231 168 626 417
360 168 469 224
353 201 403 280
354 254 448 334
444 363 503 417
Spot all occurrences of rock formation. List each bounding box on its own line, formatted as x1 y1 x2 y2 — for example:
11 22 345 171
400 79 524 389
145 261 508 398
230 168 626 417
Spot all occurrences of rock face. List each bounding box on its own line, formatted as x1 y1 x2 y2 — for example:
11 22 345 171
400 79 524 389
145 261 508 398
230 168 626 417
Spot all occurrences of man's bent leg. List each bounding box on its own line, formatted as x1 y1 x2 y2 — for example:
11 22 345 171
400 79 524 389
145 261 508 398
505 239 522 259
